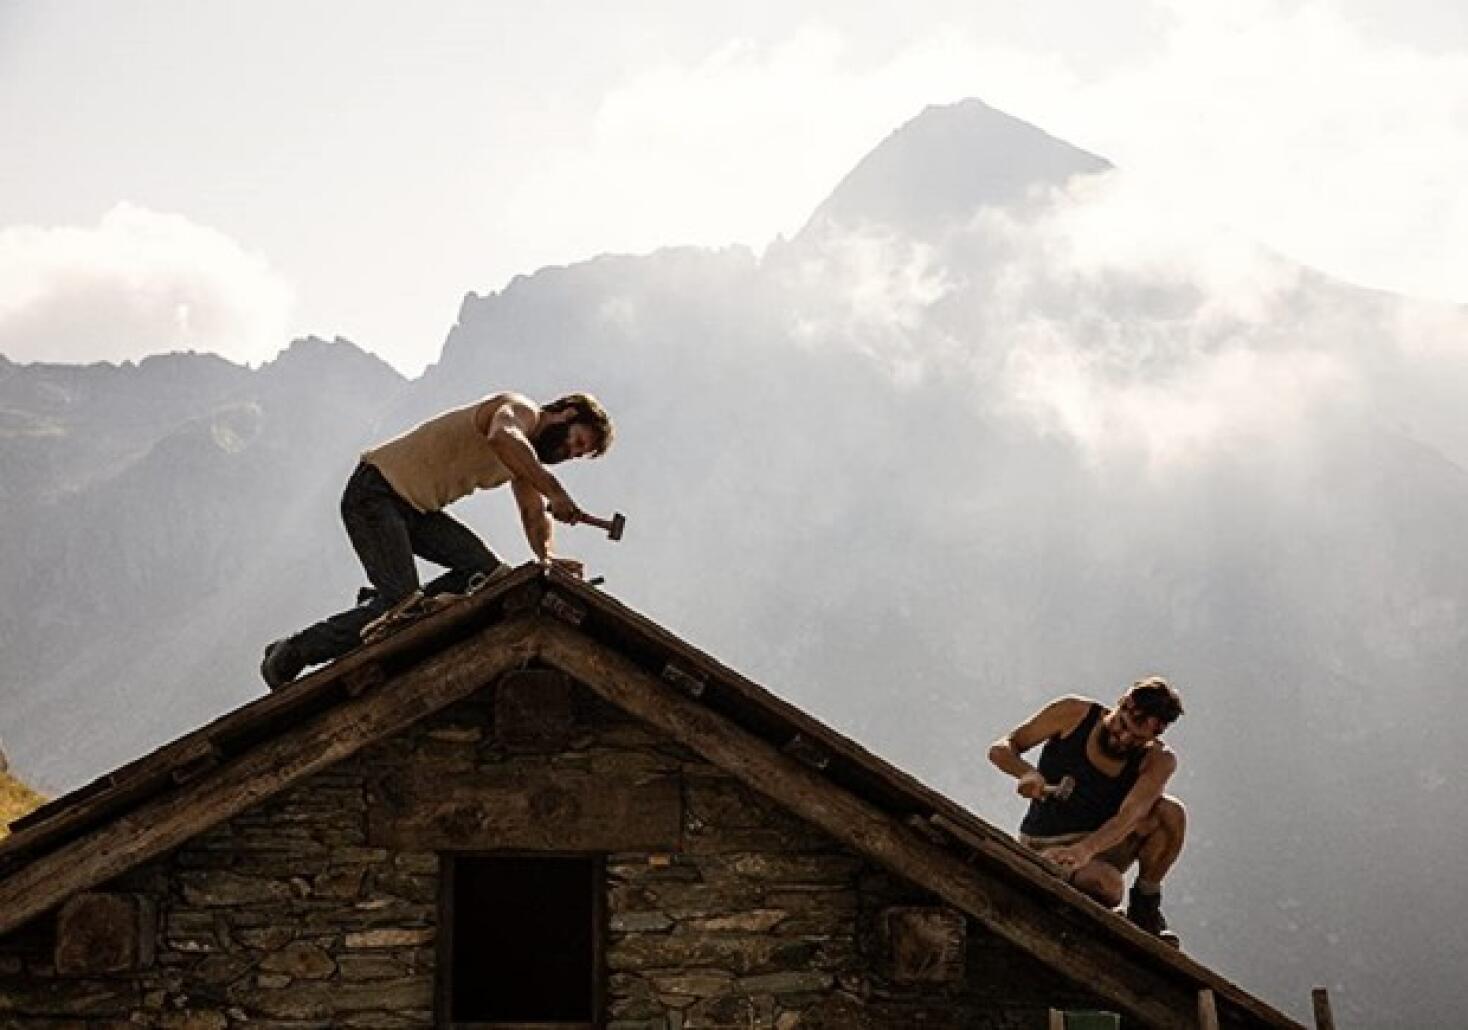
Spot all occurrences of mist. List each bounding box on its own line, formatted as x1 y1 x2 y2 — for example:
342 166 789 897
2 100 1465 1026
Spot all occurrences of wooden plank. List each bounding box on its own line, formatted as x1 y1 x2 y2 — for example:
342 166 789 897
1310 988 1335 1030
4 736 222 855
1199 989 1220 1030
536 623 1202 1030
0 565 544 865
1049 1010 1066 1030
368 767 681 852
931 813 1061 879
0 617 541 939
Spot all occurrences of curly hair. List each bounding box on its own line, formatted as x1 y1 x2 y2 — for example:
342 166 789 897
1125 676 1185 726
542 392 615 457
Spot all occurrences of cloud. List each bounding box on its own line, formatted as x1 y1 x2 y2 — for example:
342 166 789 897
968 176 1361 466
0 204 294 366
993 1 1468 306
787 228 958 386
782 168 1465 469
512 2 1468 313
497 24 990 261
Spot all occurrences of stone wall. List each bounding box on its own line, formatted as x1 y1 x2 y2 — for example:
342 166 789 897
0 673 1106 1028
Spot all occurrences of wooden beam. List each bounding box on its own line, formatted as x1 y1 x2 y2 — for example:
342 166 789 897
0 566 547 863
537 623 1202 1030
1310 988 1335 1030
1199 989 1220 1030
930 812 1062 879
368 767 681 852
0 618 542 939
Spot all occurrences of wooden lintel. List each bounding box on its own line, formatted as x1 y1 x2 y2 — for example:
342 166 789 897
0 617 543 939
536 623 1208 1030
368 767 682 852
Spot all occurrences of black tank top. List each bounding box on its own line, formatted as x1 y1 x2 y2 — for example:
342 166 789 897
1019 703 1144 838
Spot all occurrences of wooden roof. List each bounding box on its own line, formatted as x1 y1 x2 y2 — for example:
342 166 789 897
0 564 1302 1029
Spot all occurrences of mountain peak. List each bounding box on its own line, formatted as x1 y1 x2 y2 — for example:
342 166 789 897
262 336 404 383
795 98 1112 241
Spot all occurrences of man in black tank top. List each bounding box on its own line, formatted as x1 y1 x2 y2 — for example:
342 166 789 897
988 678 1186 943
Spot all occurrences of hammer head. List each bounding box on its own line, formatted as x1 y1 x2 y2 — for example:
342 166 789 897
1043 775 1076 802
608 512 626 541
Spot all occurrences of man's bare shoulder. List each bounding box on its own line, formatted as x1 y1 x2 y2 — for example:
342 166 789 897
475 392 538 432
1047 695 1099 716
1142 739 1179 770
1013 695 1093 740
1048 695 1097 729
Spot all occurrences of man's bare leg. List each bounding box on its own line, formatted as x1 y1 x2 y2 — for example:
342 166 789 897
1134 795 1187 887
1070 860 1126 909
1127 795 1186 942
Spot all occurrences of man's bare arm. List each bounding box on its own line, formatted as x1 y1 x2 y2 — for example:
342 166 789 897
512 477 555 562
484 397 578 520
1058 747 1177 865
988 696 1091 799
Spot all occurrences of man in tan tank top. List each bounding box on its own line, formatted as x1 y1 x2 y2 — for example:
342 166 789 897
260 391 615 689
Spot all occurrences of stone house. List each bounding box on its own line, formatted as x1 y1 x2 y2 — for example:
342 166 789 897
0 566 1303 1029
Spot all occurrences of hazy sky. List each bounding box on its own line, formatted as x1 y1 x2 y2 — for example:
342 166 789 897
3 0 1468 374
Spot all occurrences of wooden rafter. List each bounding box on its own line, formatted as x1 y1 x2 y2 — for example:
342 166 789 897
537 621 1268 1030
0 617 541 938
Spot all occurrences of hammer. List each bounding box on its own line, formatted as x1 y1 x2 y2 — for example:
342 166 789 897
550 505 626 541
577 511 626 541
1039 775 1075 802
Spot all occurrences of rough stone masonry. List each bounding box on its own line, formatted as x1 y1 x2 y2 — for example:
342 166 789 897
0 673 1106 1028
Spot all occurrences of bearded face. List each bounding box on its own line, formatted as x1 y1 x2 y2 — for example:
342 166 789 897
533 421 572 464
1098 724 1135 759
1099 703 1163 758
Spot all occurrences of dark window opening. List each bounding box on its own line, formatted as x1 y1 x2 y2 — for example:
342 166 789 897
443 854 602 1027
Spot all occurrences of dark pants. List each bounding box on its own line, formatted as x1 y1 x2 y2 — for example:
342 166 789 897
290 462 502 665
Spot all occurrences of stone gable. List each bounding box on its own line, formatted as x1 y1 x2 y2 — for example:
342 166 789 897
0 672 1105 1028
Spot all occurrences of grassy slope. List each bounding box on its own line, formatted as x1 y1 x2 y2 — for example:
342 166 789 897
0 770 46 840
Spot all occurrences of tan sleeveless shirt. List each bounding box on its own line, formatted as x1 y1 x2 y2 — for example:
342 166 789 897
361 398 513 513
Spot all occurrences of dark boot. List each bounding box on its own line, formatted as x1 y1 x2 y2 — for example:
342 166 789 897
260 637 307 691
1126 886 1179 946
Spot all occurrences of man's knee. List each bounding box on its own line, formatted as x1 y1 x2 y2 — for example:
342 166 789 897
1154 795 1186 837
1073 863 1125 908
1138 795 1187 839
